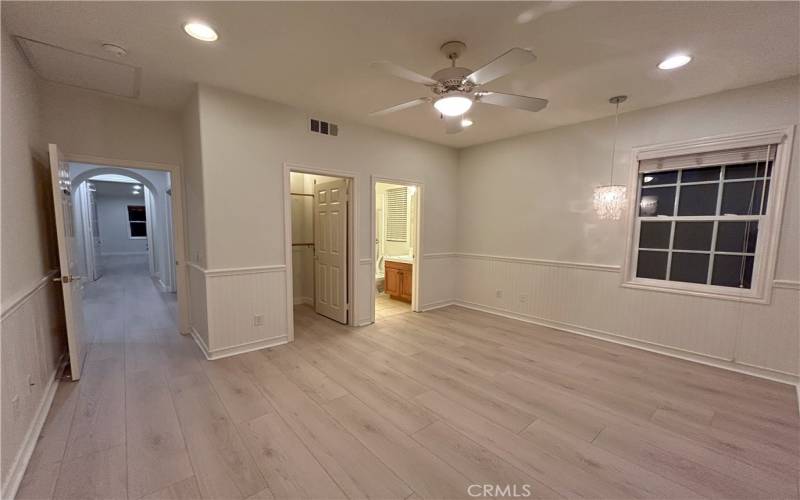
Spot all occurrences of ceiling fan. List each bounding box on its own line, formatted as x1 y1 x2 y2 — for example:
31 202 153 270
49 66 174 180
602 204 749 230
370 41 548 134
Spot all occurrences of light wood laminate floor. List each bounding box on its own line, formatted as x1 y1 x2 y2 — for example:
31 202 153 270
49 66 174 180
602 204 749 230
17 255 800 499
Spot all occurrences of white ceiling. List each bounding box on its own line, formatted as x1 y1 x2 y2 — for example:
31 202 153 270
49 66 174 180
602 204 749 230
3 1 798 148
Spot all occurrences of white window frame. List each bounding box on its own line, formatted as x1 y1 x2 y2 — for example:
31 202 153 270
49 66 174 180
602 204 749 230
127 204 147 240
621 126 795 304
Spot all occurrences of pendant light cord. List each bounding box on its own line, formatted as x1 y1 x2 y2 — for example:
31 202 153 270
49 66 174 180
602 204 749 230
609 101 621 186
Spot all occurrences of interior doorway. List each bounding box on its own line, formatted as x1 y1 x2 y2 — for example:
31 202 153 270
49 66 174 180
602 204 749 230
69 162 180 344
286 167 356 330
372 178 421 321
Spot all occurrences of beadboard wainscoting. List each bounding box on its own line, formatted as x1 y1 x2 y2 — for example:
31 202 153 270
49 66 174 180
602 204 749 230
358 258 374 325
420 253 459 311
454 253 799 385
0 271 66 499
187 263 289 360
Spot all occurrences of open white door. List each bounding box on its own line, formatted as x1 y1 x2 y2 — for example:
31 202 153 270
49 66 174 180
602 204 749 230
314 179 348 324
49 144 88 380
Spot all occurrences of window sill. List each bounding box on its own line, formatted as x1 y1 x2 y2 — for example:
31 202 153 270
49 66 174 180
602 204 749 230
621 279 770 304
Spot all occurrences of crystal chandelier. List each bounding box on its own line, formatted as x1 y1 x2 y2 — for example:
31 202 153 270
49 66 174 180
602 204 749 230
593 95 628 220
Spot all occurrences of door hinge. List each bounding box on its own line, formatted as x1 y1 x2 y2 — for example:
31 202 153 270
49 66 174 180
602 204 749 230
53 275 79 284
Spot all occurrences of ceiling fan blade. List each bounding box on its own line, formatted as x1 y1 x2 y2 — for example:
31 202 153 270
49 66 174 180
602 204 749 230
371 61 439 86
370 97 431 116
443 116 464 134
477 92 548 112
464 48 538 86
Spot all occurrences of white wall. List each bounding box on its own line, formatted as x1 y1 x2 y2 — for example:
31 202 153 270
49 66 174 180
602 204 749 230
456 77 800 381
95 191 148 255
0 29 65 497
184 83 459 357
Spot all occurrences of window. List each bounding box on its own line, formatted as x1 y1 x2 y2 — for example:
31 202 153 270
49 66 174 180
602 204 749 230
127 205 147 239
385 187 408 242
624 128 792 302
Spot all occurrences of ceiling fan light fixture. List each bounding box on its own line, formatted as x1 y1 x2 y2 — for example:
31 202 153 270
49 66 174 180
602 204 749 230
434 94 473 117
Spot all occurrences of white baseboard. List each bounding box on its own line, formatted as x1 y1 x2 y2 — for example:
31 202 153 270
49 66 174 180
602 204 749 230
420 299 456 312
293 296 313 306
190 327 288 360
452 300 799 387
2 361 63 499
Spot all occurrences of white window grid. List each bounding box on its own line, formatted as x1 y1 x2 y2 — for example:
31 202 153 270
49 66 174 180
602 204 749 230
633 163 771 287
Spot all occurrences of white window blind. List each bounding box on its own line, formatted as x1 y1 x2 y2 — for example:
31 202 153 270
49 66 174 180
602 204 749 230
638 144 777 173
385 187 408 242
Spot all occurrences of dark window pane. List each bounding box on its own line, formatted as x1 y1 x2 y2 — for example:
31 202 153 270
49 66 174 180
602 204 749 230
725 163 758 180
711 255 754 288
669 252 709 284
673 222 713 251
642 171 678 186
681 166 720 183
716 221 758 253
639 222 671 249
721 180 765 215
130 222 147 237
639 186 675 216
127 205 146 222
762 179 770 215
310 119 320 132
677 184 718 216
637 251 668 280
756 161 773 178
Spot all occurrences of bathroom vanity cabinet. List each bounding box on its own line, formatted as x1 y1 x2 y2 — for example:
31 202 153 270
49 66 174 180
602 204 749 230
384 260 412 302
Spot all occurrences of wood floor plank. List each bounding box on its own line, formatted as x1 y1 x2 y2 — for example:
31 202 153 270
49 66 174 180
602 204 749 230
411 421 562 499
593 425 776 499
522 419 703 499
260 346 349 404
237 412 346 499
169 372 267 499
202 356 274 422
242 352 413 499
413 391 631 498
63 357 126 460
140 476 202 500
299 345 436 434
125 368 193 499
323 394 470 499
24 381 80 475
52 445 127 500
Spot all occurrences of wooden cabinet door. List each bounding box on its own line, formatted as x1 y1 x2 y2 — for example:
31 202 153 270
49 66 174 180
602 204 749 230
400 270 413 301
385 267 401 296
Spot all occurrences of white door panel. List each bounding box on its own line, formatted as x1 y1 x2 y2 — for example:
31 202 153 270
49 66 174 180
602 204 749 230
314 179 348 323
49 144 88 380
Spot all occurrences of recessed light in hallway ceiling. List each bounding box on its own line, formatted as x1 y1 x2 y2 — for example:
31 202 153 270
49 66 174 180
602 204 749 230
183 22 218 42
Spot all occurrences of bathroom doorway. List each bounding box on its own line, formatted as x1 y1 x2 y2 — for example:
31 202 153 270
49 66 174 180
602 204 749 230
372 178 421 321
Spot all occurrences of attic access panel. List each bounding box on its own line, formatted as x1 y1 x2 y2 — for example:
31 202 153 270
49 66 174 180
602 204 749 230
16 36 141 98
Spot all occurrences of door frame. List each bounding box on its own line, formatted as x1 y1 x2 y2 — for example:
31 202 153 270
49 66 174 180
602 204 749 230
371 175 424 321
63 153 190 334
283 162 359 340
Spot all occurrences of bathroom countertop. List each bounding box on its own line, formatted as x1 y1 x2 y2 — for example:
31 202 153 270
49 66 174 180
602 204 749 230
384 256 414 264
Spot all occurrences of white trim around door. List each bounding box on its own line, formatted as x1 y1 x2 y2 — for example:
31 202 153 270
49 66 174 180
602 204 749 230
63 153 190 335
371 175 424 324
283 162 359 341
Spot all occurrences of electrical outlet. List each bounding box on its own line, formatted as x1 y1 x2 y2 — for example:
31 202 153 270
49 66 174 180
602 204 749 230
519 294 529 303
253 314 265 327
495 290 503 299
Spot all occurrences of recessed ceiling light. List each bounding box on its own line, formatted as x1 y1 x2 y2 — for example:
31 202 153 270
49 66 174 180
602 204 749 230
460 117 473 128
183 22 218 42
658 54 691 70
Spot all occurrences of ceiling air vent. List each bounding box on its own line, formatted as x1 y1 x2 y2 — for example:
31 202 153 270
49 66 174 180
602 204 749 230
310 118 338 137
